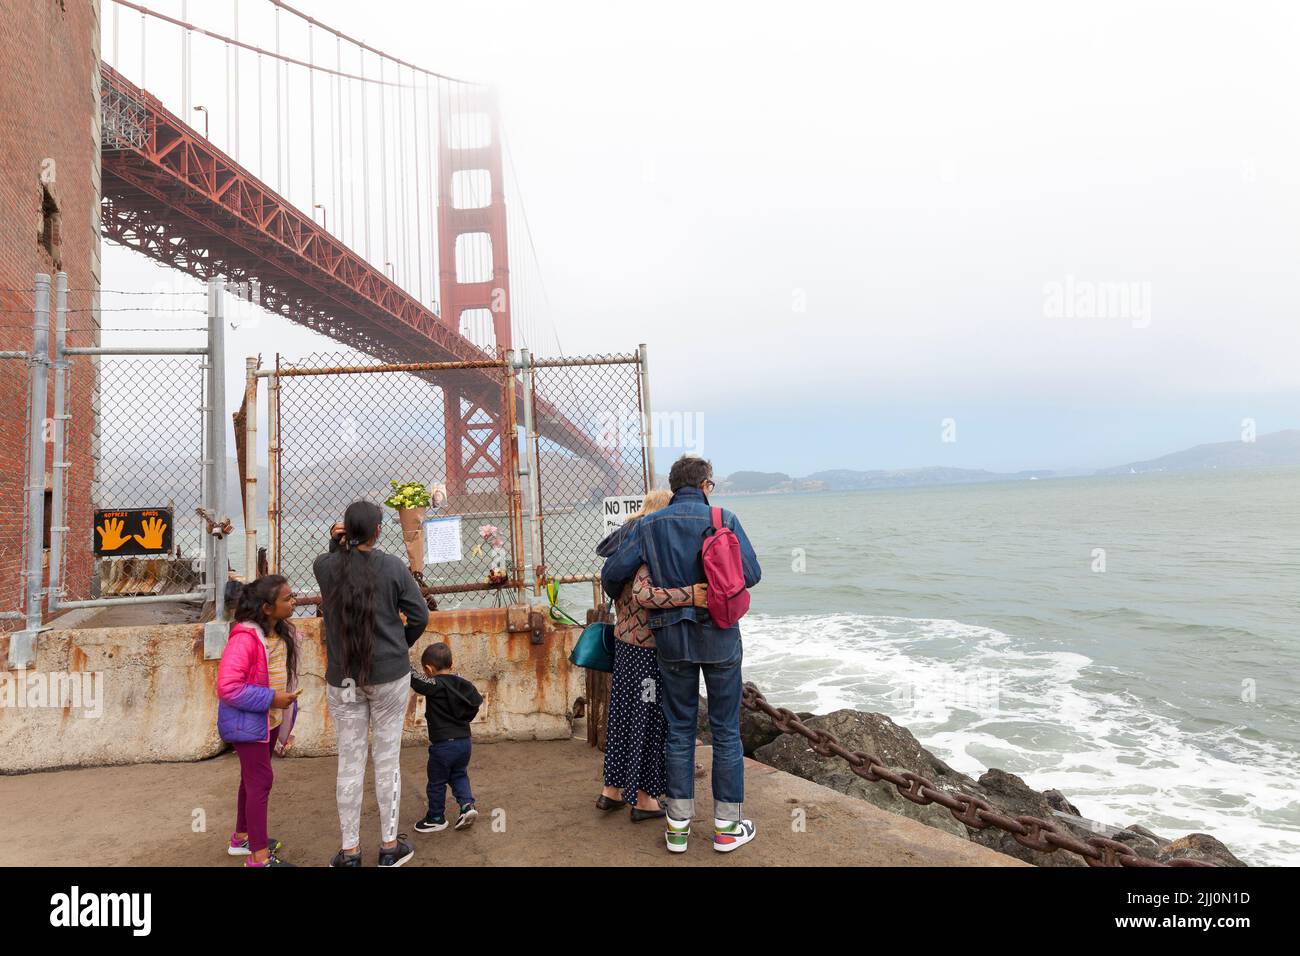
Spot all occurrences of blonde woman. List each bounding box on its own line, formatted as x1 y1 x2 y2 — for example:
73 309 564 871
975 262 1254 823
594 490 707 820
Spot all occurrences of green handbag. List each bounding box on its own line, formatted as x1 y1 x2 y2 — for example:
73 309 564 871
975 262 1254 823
569 602 615 672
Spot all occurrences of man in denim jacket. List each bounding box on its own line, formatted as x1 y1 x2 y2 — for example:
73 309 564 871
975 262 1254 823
600 455 762 854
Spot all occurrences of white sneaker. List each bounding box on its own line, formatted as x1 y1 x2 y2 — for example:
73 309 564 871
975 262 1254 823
455 804 479 830
713 819 756 853
665 816 690 854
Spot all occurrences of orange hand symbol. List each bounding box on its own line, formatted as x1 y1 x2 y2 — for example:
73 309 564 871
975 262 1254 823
96 517 131 551
133 516 168 550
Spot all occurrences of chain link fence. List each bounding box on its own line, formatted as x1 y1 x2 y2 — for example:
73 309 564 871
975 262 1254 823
57 352 207 603
0 277 215 636
271 352 523 613
527 352 650 590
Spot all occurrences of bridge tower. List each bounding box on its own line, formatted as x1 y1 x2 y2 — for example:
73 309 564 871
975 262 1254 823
436 87 513 496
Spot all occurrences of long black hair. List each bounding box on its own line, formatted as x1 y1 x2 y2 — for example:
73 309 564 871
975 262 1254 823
233 574 298 681
325 500 383 685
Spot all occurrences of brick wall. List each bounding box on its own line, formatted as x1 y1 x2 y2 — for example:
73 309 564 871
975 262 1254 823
0 0 101 624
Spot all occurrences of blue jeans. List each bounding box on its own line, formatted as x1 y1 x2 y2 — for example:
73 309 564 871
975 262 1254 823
657 635 744 823
425 738 473 818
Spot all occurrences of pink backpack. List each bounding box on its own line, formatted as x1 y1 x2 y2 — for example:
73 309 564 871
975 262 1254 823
701 506 751 629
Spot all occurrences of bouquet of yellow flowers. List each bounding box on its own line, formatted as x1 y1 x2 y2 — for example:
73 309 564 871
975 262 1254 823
384 480 432 510
385 480 432 573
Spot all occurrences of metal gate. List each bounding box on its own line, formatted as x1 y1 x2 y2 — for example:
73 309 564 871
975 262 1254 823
4 273 227 667
247 346 656 615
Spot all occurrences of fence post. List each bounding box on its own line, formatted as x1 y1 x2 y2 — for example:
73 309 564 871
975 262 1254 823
46 273 70 615
637 342 656 490
502 350 525 592
519 348 544 595
203 279 228 658
242 356 258 583
266 358 280 574
11 275 52 668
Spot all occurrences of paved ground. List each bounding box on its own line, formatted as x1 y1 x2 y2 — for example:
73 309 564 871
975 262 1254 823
0 738 1022 866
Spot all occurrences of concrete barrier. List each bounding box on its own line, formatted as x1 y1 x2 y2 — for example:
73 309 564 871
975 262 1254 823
0 608 585 773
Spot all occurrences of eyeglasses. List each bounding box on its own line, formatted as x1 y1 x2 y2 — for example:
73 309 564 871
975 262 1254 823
702 479 715 492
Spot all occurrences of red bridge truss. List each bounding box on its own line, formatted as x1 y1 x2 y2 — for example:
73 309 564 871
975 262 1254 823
99 62 613 493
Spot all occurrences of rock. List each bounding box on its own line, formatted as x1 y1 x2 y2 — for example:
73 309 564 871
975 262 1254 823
754 709 980 841
1111 826 1164 861
1158 833 1247 868
1043 789 1080 816
1126 823 1168 845
696 695 813 757
741 704 1250 869
973 769 1086 867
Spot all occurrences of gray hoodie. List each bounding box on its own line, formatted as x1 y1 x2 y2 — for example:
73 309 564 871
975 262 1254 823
313 547 430 687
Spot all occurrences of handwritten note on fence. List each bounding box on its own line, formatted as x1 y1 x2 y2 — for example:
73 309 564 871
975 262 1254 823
423 516 463 564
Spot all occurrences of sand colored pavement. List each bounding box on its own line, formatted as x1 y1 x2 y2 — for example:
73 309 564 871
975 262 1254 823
0 738 1023 866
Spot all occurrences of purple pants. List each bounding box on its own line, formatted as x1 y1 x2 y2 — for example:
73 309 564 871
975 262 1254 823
234 733 277 853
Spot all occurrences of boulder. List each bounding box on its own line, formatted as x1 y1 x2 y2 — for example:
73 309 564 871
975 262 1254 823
744 704 1250 869
1109 826 1165 861
696 695 813 757
1043 789 1080 816
973 769 1086 867
754 709 980 840
1158 833 1246 868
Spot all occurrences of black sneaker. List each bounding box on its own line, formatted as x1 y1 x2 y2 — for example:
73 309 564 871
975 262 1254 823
455 803 479 830
245 853 295 868
329 849 363 868
377 835 415 868
414 813 449 833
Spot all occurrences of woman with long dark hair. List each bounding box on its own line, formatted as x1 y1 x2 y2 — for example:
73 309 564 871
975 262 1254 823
313 500 430 867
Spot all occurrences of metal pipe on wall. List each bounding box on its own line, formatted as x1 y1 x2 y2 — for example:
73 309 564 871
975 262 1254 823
25 275 51 633
46 274 70 613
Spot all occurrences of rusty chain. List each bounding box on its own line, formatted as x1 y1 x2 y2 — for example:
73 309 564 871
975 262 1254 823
740 683 1215 868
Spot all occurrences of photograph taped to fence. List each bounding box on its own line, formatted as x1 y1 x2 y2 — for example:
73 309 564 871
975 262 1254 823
93 508 174 557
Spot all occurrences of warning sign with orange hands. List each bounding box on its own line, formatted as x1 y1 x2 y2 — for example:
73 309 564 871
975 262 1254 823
94 508 174 557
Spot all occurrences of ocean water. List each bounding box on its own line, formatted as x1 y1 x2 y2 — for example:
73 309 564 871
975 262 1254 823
711 468 1300 866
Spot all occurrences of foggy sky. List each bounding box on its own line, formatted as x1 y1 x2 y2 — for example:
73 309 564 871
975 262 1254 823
101 0 1300 475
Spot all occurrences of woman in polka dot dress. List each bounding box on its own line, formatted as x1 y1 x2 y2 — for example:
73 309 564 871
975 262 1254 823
595 491 708 821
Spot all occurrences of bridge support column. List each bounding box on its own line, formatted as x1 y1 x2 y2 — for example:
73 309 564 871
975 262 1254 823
437 86 513 496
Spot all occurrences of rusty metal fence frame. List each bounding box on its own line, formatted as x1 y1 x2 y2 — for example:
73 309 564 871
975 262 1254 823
247 345 656 618
257 353 526 612
519 346 654 599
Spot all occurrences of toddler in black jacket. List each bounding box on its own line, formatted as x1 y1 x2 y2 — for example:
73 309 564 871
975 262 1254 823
411 643 484 832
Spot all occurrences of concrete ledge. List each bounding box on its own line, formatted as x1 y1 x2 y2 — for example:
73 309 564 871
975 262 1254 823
0 609 584 773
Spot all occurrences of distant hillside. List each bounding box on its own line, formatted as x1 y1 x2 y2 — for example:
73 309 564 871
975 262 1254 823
1097 429 1300 475
710 465 1052 495
803 466 1052 492
721 470 791 493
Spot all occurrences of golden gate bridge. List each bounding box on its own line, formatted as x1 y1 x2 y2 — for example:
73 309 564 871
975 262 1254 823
100 0 614 494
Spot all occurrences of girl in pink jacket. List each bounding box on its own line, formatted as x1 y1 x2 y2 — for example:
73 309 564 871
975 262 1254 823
216 575 301 867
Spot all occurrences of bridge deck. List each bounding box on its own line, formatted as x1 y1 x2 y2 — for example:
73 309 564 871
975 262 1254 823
99 63 610 472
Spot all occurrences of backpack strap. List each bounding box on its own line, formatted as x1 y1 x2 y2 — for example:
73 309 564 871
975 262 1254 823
711 507 723 532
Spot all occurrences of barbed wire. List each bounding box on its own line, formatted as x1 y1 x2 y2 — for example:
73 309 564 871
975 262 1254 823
739 683 1216 868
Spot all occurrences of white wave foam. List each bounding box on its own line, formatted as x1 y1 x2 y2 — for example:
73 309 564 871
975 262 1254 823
741 612 1300 866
